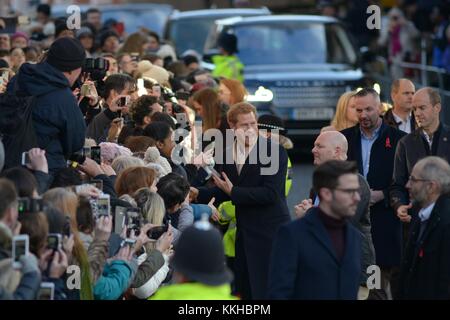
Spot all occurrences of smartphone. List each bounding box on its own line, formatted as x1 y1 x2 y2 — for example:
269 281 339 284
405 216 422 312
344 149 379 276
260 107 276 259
21 152 30 166
2 70 9 81
118 96 129 107
90 179 103 192
83 146 91 158
114 206 127 235
96 194 110 218
125 209 141 237
122 238 137 247
146 225 168 240
37 282 55 300
12 235 29 269
47 234 62 251
90 146 101 164
80 83 91 96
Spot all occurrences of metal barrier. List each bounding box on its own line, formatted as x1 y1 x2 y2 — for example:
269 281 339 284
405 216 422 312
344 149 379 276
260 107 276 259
372 60 450 127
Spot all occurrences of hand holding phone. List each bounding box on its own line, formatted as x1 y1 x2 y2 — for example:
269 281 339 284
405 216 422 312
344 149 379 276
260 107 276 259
12 235 29 269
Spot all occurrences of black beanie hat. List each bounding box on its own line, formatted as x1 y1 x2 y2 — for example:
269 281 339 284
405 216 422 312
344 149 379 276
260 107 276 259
46 37 86 72
99 30 119 48
217 33 238 54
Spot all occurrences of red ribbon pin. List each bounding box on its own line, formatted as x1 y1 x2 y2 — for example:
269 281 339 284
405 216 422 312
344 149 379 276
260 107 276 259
385 137 392 148
419 248 424 258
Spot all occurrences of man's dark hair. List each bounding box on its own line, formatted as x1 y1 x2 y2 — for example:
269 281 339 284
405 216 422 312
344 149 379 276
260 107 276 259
354 87 379 99
102 73 135 99
50 167 83 189
0 167 38 197
148 31 160 44
86 8 101 16
0 178 18 220
37 4 51 16
76 196 95 233
143 121 172 142
313 160 358 196
131 95 159 125
150 112 176 129
156 173 190 210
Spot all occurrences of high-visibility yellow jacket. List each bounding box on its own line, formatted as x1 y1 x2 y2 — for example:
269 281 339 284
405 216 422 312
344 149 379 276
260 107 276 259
211 55 244 82
218 156 293 258
150 282 238 300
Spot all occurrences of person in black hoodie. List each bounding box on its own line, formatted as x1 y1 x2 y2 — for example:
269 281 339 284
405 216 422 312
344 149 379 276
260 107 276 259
12 37 87 174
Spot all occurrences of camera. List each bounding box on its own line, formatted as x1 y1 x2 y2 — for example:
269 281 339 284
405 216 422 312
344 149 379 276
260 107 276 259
18 197 45 214
90 146 101 164
82 57 109 81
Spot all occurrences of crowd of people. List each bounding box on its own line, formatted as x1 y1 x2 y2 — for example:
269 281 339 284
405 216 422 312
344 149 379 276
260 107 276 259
0 2 450 301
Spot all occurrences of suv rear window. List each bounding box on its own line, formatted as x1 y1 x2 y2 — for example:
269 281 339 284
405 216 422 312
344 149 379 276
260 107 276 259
222 22 356 66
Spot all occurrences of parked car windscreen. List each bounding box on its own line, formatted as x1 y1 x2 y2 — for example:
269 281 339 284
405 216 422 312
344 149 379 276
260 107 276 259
168 17 219 56
223 22 357 66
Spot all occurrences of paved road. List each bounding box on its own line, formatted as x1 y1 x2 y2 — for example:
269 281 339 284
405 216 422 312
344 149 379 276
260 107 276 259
286 152 314 218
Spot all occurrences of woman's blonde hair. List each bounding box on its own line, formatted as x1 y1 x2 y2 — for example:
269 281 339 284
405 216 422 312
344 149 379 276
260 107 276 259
220 78 247 105
111 155 145 176
133 188 165 251
330 91 357 131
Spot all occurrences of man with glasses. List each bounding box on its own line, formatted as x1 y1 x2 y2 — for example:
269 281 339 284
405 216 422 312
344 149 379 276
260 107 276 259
268 160 362 299
341 88 406 300
295 130 375 299
391 87 450 223
398 156 450 299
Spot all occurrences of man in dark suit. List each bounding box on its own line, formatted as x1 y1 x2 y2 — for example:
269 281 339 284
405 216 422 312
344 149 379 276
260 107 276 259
341 88 406 299
197 102 290 300
383 78 416 134
267 160 362 299
295 131 375 299
390 87 450 223
398 156 450 299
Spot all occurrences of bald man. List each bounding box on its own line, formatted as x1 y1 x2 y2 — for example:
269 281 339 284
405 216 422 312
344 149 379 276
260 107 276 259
295 130 375 298
384 79 416 133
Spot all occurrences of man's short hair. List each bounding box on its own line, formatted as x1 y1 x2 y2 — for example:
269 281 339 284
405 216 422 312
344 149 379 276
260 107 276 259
0 178 18 220
227 102 257 125
354 87 379 100
86 8 100 15
102 73 135 99
423 87 441 106
313 160 358 196
156 173 190 210
416 156 450 194
143 121 172 142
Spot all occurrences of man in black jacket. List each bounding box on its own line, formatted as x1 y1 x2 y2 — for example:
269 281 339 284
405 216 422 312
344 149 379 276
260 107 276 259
383 78 416 134
341 88 406 299
14 37 87 173
197 102 290 300
398 156 450 299
390 87 450 222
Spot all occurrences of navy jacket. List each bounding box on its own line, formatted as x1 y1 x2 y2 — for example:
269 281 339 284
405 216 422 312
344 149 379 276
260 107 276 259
267 208 362 300
341 122 406 267
198 136 290 299
13 62 86 172
399 194 450 300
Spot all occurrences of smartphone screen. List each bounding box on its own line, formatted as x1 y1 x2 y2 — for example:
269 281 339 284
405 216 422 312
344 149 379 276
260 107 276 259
37 283 55 300
114 206 127 235
90 146 101 164
21 152 30 166
96 196 110 217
